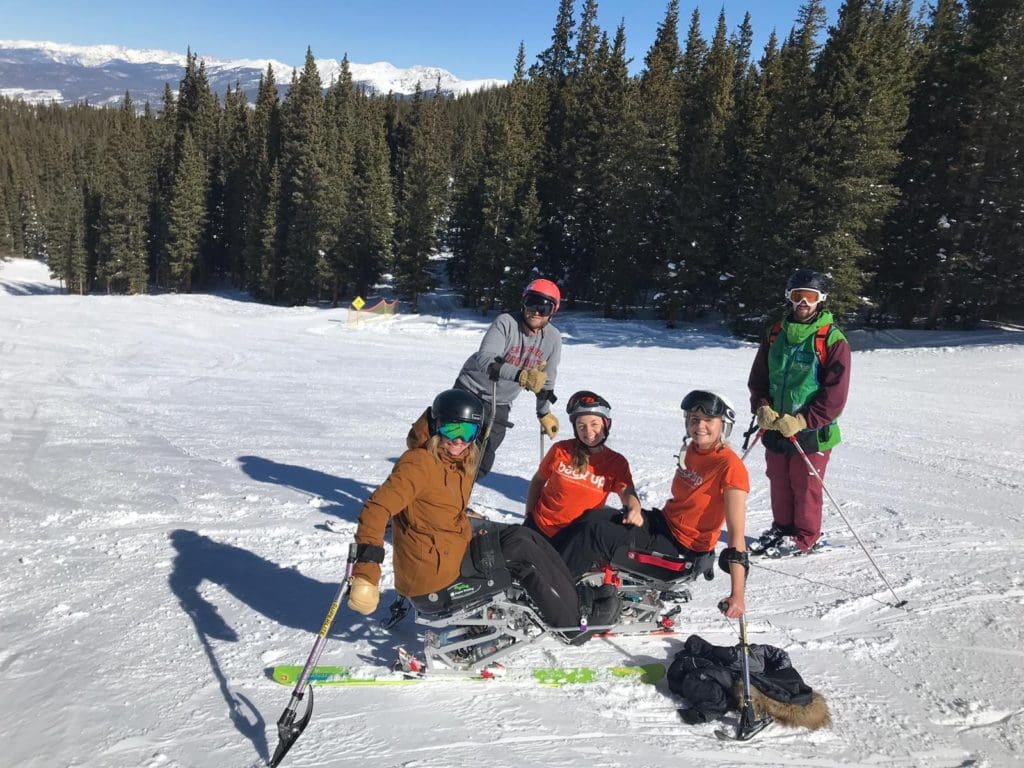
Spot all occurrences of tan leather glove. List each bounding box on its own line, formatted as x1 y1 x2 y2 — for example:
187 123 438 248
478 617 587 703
756 405 779 430
539 412 559 439
517 362 548 394
347 575 380 615
773 413 807 438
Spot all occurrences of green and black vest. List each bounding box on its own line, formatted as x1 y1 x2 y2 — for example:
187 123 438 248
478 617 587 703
766 310 846 452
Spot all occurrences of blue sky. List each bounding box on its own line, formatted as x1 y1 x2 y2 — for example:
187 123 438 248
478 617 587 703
2 0 844 81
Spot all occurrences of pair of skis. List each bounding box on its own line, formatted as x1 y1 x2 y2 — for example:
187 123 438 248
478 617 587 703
269 661 667 687
267 559 770 767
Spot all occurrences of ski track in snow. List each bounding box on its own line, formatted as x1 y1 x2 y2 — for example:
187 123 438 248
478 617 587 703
1 258 1023 767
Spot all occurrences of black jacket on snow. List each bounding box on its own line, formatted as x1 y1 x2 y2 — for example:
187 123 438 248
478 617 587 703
667 634 814 724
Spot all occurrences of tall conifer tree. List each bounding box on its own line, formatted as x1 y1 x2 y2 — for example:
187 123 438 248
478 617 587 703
278 49 327 305
879 0 965 326
392 83 450 307
164 129 208 292
805 0 916 313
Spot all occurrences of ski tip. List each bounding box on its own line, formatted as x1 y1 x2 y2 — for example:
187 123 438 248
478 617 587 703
893 600 909 609
266 666 293 685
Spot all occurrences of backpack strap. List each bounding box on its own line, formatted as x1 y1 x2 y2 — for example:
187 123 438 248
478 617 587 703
814 323 832 367
769 320 832 367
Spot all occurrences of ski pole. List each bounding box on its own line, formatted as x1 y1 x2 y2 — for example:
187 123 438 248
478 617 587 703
740 429 763 462
715 600 772 741
269 542 358 767
787 436 908 609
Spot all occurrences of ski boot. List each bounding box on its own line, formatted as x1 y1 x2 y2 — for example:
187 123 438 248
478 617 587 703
749 524 786 556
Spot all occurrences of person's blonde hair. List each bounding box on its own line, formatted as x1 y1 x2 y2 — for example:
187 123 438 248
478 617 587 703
426 434 481 475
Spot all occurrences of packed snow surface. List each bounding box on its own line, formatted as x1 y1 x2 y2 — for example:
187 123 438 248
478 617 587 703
1 258 1022 768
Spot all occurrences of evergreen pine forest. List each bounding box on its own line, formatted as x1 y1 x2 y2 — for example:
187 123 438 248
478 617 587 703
1 0 1021 332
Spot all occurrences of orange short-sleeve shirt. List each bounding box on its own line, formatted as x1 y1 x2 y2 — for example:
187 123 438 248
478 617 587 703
532 439 634 537
662 443 749 552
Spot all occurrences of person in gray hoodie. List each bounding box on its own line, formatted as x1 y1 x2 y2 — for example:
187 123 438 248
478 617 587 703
452 279 563 477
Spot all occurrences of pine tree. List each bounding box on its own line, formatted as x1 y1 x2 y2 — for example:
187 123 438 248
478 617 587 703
947 0 1024 323
557 0 606 304
95 94 151 293
164 130 208 292
723 32 779 328
277 48 327 305
258 160 284 301
878 0 964 325
531 0 577 291
456 46 541 310
50 181 88 293
637 0 683 317
445 90 488 303
244 66 281 297
672 10 736 318
172 52 220 289
321 55 357 306
392 82 451 308
801 0 916 315
659 9 709 325
220 84 251 286
589 23 647 316
149 83 178 288
729 0 829 331
341 95 394 298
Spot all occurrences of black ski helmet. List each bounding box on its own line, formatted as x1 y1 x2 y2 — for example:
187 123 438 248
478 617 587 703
567 390 612 437
786 269 829 297
680 389 736 438
429 389 485 442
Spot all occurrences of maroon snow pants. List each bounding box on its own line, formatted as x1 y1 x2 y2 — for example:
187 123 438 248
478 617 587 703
765 447 831 552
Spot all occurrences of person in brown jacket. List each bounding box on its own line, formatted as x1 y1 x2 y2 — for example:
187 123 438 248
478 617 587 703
347 389 594 635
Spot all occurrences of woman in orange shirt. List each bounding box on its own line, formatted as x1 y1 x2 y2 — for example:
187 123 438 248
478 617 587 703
560 390 750 618
524 390 642 555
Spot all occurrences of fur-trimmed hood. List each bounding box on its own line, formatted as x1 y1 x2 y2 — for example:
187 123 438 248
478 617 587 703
669 634 830 731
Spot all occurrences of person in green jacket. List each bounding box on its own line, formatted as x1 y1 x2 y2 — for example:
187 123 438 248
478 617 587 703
747 269 851 557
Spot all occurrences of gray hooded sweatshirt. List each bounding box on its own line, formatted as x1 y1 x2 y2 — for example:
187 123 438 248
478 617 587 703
453 312 561 416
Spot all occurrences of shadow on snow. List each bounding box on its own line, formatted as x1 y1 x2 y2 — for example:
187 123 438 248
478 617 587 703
168 529 413 762
238 455 376 523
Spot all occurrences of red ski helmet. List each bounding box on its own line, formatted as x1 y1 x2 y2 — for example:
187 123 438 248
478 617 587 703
522 279 561 313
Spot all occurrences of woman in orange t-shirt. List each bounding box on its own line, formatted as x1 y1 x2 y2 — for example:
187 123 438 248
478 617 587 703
560 390 750 618
524 390 642 554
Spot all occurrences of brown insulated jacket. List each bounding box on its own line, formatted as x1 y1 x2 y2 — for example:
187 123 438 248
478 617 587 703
406 408 431 450
353 444 474 597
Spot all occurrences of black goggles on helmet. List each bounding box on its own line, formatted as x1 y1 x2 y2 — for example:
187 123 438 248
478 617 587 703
680 390 735 421
522 292 555 317
567 390 611 419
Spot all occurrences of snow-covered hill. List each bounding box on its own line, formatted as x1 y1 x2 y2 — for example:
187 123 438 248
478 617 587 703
0 39 505 107
1 258 1022 767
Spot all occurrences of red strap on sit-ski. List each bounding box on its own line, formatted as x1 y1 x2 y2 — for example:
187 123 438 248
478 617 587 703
601 565 621 588
628 551 692 572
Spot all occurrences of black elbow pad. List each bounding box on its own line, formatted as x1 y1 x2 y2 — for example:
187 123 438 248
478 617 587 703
718 547 749 576
355 543 386 564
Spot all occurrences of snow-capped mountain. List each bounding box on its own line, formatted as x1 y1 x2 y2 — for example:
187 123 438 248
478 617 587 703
0 40 505 108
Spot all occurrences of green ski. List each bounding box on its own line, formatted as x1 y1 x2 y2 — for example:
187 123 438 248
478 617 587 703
270 662 665 687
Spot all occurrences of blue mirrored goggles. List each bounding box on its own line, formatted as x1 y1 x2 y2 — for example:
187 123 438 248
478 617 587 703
437 421 480 442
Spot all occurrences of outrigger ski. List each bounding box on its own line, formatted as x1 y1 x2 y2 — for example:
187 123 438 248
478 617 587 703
714 713 773 741
269 661 666 687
